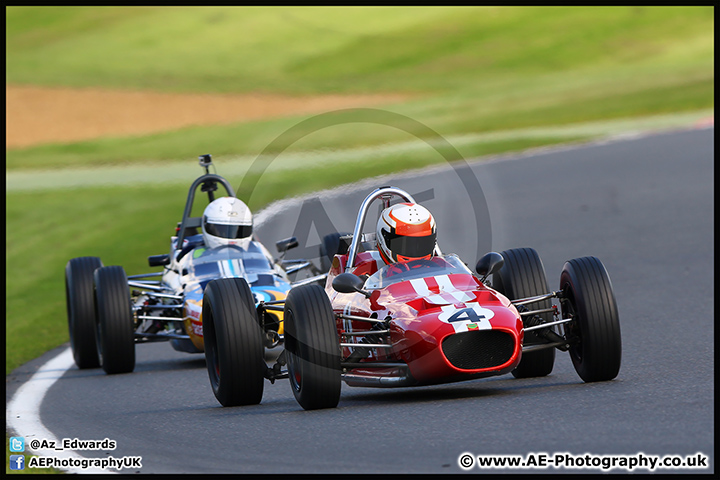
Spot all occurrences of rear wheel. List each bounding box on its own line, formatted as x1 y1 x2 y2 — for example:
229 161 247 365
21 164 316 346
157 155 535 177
319 232 351 272
203 278 265 406
494 247 555 378
66 256 103 369
284 284 341 410
94 266 135 374
560 256 621 382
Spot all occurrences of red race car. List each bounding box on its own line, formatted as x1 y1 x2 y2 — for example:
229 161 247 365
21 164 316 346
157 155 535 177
203 186 621 410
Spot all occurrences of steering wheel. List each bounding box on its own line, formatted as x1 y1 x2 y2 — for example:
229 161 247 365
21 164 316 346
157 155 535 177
383 259 437 277
214 244 245 253
175 239 205 262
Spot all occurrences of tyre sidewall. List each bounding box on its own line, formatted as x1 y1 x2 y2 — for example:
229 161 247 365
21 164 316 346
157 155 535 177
94 266 135 374
284 284 341 410
560 257 621 382
203 278 265 406
66 257 103 368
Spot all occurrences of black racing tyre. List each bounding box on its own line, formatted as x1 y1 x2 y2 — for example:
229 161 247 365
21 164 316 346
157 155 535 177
494 247 555 378
319 232 351 272
203 278 265 406
560 256 621 382
284 284 341 410
65 256 103 369
94 266 135 374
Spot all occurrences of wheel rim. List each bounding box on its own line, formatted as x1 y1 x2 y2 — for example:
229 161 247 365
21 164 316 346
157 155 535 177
66 278 75 350
205 307 220 388
285 309 302 393
208 344 220 387
94 279 105 365
292 365 302 392
95 319 104 364
561 283 583 363
287 350 302 393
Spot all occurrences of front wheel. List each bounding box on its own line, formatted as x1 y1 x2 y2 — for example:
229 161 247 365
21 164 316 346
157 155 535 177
66 256 103 369
560 256 621 382
284 284 341 410
494 247 555 378
94 266 135 374
203 278 265 406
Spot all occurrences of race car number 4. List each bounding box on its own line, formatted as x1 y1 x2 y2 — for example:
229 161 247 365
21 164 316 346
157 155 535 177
438 305 494 333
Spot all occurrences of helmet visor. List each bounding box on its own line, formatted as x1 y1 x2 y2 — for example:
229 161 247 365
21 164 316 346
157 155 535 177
381 229 436 259
204 221 252 239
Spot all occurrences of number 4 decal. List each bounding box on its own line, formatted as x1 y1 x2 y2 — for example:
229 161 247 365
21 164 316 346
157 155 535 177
447 307 484 323
438 304 494 329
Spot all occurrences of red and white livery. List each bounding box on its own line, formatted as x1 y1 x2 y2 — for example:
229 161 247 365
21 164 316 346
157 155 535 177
205 186 622 410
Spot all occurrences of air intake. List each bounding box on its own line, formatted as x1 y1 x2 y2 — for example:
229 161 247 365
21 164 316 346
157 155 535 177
441 330 515 370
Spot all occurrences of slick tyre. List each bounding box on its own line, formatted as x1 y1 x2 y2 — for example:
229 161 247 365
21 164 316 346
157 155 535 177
319 232 351 272
203 278 265 406
284 284 341 410
560 256 621 382
494 247 555 378
66 256 103 369
94 266 135 374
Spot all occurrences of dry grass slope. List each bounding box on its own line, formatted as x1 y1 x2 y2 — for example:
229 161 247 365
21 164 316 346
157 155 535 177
6 84 410 148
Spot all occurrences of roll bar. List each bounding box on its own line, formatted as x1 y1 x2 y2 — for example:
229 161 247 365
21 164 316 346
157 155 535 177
177 173 236 246
346 186 442 269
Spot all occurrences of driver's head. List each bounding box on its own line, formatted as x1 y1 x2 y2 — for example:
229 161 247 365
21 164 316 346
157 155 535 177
376 202 437 264
201 197 253 250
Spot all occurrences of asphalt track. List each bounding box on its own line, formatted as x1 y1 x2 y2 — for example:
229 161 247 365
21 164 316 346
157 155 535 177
7 127 713 474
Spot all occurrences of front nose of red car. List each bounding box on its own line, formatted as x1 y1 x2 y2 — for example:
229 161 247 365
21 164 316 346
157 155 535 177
393 306 522 384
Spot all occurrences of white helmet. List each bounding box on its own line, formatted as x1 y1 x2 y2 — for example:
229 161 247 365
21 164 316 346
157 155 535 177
376 202 436 264
201 197 253 250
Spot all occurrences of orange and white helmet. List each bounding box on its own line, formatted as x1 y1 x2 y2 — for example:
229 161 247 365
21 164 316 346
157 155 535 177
376 203 437 264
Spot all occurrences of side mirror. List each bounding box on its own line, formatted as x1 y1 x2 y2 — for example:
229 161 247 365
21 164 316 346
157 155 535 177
148 254 170 267
276 236 299 253
332 272 371 298
476 252 504 282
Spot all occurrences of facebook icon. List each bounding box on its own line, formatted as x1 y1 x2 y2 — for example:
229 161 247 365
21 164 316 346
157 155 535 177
10 455 25 470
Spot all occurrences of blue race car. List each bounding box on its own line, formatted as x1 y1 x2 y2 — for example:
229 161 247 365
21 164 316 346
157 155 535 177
65 154 323 374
